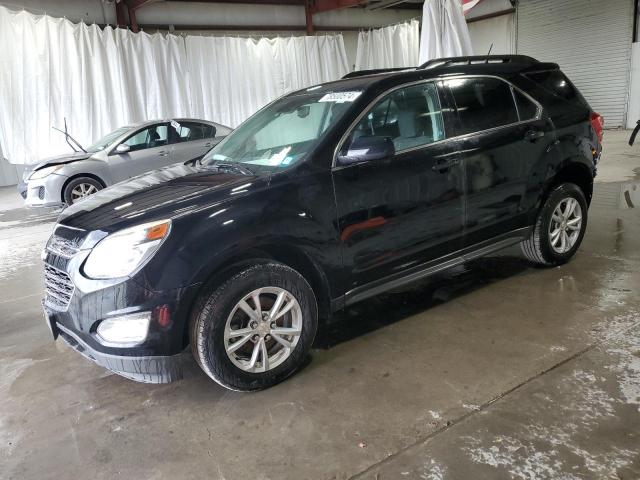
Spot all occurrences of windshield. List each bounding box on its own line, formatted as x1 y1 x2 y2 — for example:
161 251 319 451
201 91 361 173
86 127 131 153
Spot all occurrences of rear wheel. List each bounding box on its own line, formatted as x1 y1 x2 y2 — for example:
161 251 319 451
63 176 103 205
521 182 588 266
190 263 318 391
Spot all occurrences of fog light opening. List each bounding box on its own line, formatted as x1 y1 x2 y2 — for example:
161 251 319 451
96 312 151 347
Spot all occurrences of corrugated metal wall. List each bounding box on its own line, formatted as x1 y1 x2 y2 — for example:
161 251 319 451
517 0 634 128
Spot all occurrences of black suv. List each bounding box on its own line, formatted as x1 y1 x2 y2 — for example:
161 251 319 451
43 55 603 391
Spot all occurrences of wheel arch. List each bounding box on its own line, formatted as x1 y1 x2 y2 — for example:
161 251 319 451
543 160 594 208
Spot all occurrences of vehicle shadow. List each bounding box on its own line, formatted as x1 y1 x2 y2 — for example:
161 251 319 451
313 253 531 350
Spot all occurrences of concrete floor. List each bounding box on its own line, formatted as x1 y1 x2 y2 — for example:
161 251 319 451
1 130 639 480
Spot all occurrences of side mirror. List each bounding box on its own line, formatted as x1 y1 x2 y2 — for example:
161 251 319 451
115 144 131 154
337 135 395 165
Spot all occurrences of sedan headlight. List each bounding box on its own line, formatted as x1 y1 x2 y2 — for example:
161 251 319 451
84 219 171 279
29 165 63 180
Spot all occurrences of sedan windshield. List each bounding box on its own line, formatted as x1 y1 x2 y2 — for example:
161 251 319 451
86 127 131 153
201 91 361 173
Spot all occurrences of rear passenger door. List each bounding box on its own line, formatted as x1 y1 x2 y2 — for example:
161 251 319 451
171 121 218 163
443 76 551 246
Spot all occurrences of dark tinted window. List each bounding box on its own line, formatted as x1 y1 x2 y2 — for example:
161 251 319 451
514 90 538 121
525 70 581 102
446 78 518 135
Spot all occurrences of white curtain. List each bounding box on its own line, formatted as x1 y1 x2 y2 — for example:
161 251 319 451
186 34 349 129
467 13 515 55
0 6 191 165
0 5 349 165
419 0 473 65
354 19 420 71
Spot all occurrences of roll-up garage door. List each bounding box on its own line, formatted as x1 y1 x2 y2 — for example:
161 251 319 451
517 0 634 127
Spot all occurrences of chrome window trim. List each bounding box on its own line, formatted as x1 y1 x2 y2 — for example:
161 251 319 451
331 74 543 170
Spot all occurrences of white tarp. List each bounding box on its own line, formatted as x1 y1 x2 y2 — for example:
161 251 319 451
0 6 349 165
0 7 191 165
354 19 420 71
186 34 349 129
419 0 473 65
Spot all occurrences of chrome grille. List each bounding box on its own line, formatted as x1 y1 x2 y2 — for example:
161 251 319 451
47 235 80 259
44 265 74 311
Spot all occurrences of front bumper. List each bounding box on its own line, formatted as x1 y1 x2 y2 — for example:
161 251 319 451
55 321 185 383
23 173 67 207
44 224 201 383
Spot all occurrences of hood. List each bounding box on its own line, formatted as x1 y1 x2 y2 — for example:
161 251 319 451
24 152 93 177
58 162 266 231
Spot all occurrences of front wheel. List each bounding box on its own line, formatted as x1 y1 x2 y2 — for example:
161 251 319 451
190 263 318 391
63 176 103 205
521 182 588 266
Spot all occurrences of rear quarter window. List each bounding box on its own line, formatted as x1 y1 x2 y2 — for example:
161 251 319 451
519 70 591 127
524 70 589 108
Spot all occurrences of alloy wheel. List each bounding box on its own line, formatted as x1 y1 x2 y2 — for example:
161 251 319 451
548 197 582 254
224 287 303 373
70 183 99 201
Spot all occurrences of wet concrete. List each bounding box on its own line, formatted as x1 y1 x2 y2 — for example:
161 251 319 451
1 132 639 479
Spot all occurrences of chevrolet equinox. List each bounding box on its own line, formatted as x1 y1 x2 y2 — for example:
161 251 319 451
42 55 603 391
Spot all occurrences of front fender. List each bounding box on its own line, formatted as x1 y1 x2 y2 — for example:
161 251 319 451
134 171 341 297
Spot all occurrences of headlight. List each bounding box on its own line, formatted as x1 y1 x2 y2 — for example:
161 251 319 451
29 165 63 180
83 219 171 279
96 312 151 346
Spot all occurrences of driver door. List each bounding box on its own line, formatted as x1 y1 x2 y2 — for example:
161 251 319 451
110 123 174 182
332 81 465 298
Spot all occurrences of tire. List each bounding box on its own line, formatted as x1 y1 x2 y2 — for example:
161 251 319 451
63 176 103 205
190 262 318 391
520 182 588 266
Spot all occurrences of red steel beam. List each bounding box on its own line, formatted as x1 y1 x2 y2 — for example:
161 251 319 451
304 0 314 34
115 1 128 27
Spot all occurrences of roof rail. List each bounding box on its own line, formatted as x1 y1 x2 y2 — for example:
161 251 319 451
418 55 539 69
342 67 414 79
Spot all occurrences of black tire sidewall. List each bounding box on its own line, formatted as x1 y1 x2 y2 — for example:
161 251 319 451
194 264 317 391
63 177 103 205
538 183 588 264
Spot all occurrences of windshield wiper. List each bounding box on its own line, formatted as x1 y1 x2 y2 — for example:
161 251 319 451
52 118 86 153
211 162 255 176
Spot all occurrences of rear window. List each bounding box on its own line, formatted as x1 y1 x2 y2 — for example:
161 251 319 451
445 77 519 135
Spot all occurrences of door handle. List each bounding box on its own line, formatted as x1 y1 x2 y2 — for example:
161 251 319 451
525 130 545 142
204 142 213 148
432 158 459 173
158 151 170 157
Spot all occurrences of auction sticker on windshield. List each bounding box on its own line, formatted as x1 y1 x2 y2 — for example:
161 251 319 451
319 91 362 103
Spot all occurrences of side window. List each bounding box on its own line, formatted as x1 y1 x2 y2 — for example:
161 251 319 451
513 90 538 121
123 125 168 152
446 77 518 135
173 122 216 142
344 82 446 154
